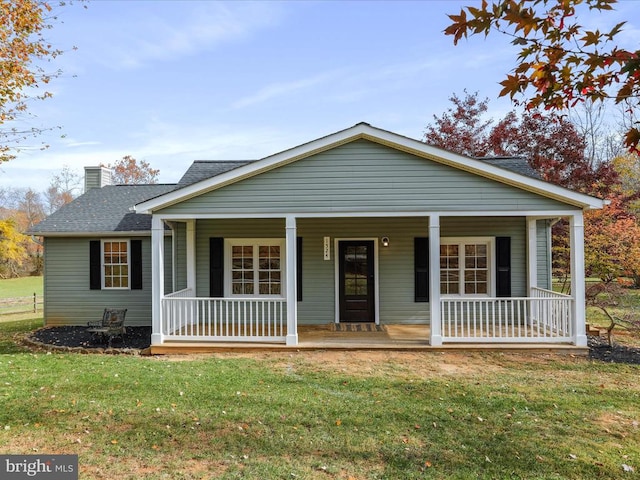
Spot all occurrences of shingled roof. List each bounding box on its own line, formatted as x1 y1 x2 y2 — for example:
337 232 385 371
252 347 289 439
478 156 541 180
28 161 258 236
28 184 176 235
176 160 254 188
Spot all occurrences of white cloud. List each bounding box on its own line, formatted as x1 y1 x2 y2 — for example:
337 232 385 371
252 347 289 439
231 70 345 109
84 2 285 70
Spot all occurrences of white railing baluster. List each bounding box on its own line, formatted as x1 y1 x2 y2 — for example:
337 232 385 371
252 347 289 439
160 294 286 343
440 288 573 344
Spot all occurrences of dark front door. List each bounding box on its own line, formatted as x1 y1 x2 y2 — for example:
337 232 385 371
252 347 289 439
339 240 375 322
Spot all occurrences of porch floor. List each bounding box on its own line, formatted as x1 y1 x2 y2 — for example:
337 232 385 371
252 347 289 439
146 324 588 355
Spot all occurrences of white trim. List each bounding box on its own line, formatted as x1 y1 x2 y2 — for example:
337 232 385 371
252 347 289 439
223 238 286 298
135 123 605 214
32 231 162 238
570 213 587 347
101 239 131 290
151 216 165 346
440 237 495 298
429 216 442 346
169 222 176 292
285 216 298 346
333 237 380 324
149 210 587 221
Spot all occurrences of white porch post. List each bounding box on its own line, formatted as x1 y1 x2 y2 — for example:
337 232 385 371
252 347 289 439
570 212 587 347
526 217 538 293
285 215 298 346
429 215 442 346
186 219 196 292
151 216 165 346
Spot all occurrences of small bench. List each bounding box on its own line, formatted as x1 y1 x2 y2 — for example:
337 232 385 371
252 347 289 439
87 308 127 347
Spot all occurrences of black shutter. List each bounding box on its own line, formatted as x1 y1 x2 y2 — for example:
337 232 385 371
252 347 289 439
415 237 430 302
130 240 143 290
297 237 303 301
209 237 224 297
496 236 511 297
89 240 101 290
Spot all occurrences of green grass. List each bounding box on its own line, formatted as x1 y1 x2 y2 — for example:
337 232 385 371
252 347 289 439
1 320 639 479
0 276 44 322
0 276 43 298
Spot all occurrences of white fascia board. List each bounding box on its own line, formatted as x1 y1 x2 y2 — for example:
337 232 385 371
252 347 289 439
31 231 170 238
154 209 586 221
134 123 606 214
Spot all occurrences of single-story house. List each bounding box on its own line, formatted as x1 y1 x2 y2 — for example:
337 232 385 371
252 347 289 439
29 123 605 350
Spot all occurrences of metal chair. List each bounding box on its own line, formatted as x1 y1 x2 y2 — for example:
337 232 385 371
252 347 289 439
87 308 127 347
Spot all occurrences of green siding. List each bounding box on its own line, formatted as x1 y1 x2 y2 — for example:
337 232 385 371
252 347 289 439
158 140 571 216
172 222 188 291
536 220 552 290
192 216 527 326
43 237 171 327
194 219 286 297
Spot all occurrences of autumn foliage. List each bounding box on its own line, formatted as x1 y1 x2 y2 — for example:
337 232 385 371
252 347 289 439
104 155 160 185
0 0 65 162
423 91 617 197
445 0 640 154
585 198 640 284
0 219 30 278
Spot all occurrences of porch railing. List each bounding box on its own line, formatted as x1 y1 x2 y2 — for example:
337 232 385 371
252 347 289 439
440 288 573 343
161 291 286 343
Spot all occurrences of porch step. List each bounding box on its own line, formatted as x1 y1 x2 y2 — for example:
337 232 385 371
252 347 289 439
586 323 604 337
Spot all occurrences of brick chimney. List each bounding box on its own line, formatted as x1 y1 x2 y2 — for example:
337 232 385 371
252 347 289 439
84 166 112 192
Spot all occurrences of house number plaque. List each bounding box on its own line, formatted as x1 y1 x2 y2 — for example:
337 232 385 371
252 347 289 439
323 237 331 260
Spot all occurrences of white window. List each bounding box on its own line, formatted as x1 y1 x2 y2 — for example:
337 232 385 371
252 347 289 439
226 239 285 297
440 237 494 297
102 240 129 289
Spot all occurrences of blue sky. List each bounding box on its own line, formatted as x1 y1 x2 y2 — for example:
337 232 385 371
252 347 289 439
1 0 638 193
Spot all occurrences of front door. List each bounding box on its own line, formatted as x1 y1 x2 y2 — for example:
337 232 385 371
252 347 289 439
339 240 375 322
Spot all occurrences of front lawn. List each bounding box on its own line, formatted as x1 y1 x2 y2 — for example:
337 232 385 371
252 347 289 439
1 319 639 479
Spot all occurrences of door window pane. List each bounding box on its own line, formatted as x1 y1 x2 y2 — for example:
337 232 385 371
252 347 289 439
344 246 368 295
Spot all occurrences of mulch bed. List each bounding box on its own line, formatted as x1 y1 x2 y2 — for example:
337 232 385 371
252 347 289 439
588 335 640 365
25 326 152 354
21 326 640 363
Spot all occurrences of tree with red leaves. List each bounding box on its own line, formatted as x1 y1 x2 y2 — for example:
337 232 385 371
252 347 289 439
489 110 617 196
424 90 618 197
423 90 493 157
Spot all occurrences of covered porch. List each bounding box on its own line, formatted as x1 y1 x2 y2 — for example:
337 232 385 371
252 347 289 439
149 212 587 349
146 324 588 355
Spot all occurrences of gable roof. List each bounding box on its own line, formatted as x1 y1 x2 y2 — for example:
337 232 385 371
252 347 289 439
28 184 176 236
135 122 605 214
176 160 255 189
